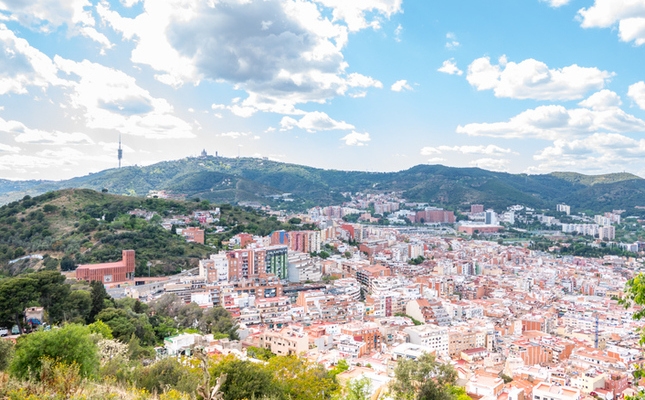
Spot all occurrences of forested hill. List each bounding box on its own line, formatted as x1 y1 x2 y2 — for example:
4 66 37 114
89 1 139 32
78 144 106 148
0 189 296 277
1 156 644 212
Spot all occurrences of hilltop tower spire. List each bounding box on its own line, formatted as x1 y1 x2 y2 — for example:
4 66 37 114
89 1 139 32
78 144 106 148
118 133 123 168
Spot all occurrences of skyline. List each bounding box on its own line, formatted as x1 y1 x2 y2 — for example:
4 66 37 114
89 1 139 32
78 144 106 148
1 0 645 180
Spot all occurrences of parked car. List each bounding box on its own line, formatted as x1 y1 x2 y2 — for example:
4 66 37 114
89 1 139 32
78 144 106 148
0 327 7 336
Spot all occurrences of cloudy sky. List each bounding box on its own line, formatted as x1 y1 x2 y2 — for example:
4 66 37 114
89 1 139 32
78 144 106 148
1 0 645 180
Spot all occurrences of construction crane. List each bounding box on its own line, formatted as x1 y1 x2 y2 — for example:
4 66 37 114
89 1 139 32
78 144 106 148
594 312 599 349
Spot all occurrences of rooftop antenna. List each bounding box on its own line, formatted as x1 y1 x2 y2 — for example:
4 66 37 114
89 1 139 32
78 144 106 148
118 133 123 168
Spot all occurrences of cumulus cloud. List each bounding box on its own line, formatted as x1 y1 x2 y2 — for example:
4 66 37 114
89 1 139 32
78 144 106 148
421 144 515 156
578 89 622 110
280 111 354 132
0 0 112 49
445 32 460 49
0 116 93 145
530 132 645 173
470 158 510 171
437 59 463 76
0 147 114 175
628 81 645 110
466 56 613 100
0 142 19 152
55 57 195 139
457 91 645 140
391 79 413 92
98 0 395 114
577 0 645 45
0 24 68 95
340 131 370 146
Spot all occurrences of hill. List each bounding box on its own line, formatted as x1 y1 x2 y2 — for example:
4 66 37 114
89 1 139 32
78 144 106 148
1 157 644 213
0 189 300 276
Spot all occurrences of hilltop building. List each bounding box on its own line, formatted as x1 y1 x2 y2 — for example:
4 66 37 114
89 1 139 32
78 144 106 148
75 250 135 284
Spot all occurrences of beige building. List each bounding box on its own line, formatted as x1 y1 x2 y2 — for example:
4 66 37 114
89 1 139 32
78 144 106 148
533 382 580 400
447 326 487 357
570 370 606 394
260 326 308 356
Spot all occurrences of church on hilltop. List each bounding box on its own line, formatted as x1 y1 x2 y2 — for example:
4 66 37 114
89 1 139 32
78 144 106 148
75 250 135 284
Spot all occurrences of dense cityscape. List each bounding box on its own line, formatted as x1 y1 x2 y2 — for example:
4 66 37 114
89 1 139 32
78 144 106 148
3 187 645 400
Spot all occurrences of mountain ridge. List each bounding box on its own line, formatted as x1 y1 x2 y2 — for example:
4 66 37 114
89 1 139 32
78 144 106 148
2 157 644 212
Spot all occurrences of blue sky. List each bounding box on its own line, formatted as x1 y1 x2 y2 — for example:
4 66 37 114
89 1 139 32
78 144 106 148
1 0 645 180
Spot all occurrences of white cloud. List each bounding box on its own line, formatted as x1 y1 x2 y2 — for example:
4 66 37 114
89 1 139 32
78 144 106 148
530 132 645 173
98 0 395 114
391 79 413 92
0 143 19 153
445 32 460 49
0 147 113 174
578 89 622 110
467 56 613 100
0 0 112 49
426 157 445 163
394 24 403 42
0 116 93 145
437 59 463 76
314 0 403 32
340 131 371 146
628 81 645 110
219 131 249 139
577 0 645 45
0 24 68 95
541 0 570 8
280 111 354 132
470 158 510 171
54 57 195 139
457 91 645 140
421 144 515 156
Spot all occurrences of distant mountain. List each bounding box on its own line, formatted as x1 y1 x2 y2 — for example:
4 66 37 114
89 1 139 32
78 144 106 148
1 156 644 213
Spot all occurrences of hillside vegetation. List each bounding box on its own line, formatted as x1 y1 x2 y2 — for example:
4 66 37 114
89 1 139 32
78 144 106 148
1 157 645 212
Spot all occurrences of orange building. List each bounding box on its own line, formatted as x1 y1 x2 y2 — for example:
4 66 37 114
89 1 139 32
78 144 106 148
75 250 135 284
181 227 205 244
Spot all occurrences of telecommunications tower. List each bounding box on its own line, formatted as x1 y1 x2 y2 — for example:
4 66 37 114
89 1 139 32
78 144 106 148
118 134 123 168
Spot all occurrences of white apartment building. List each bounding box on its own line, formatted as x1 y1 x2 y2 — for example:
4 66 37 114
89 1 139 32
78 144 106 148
287 252 322 283
404 324 450 356
199 252 228 283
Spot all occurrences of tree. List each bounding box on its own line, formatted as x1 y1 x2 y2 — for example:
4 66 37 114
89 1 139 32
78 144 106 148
89 320 114 339
89 280 109 322
199 306 239 339
0 277 39 333
26 270 70 324
388 353 457 400
265 355 338 400
10 324 99 380
66 290 92 323
60 256 76 271
0 339 13 371
334 376 371 400
209 355 279 400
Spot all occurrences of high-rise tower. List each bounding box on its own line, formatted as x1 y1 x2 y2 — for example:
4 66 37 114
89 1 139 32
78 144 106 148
118 134 123 168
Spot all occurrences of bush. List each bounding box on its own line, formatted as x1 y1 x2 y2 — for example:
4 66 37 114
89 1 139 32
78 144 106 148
10 324 99 380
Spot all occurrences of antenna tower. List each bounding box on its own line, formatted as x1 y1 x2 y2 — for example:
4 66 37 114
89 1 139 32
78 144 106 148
118 134 123 168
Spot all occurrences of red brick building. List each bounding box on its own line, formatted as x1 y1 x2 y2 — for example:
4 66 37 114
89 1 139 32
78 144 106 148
181 227 205 244
75 250 135 284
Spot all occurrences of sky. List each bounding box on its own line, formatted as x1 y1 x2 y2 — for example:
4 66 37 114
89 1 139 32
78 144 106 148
2 0 645 180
